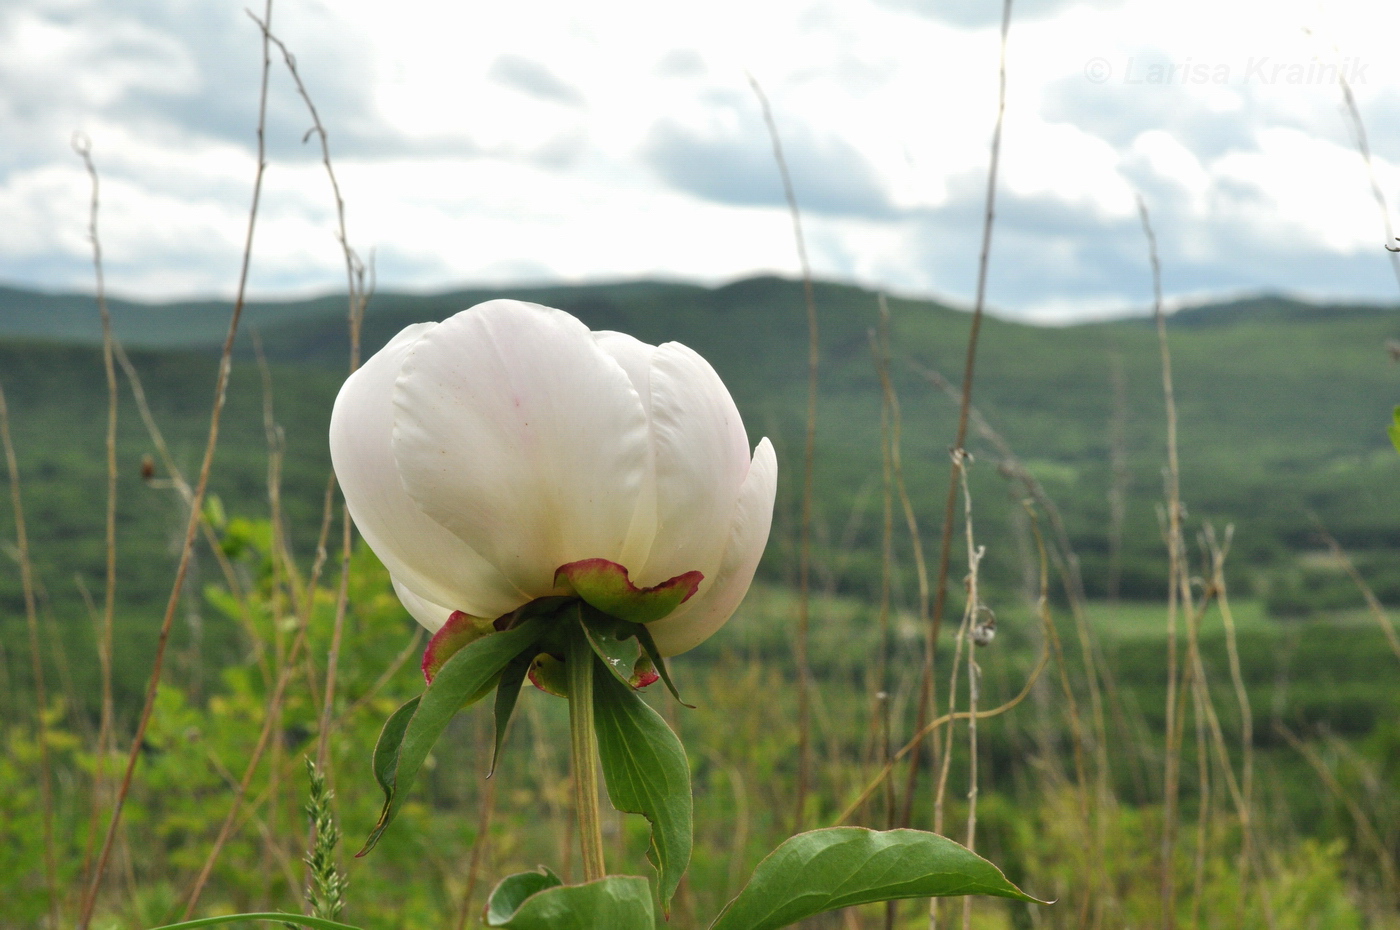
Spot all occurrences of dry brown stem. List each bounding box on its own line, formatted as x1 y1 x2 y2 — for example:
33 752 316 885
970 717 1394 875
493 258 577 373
748 72 820 832
76 3 274 922
901 0 1013 835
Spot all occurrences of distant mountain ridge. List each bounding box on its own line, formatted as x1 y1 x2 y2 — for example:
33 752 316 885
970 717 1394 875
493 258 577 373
2 277 1395 351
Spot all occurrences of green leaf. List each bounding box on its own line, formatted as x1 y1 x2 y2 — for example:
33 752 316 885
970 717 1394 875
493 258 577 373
632 622 693 708
1389 405 1400 454
492 650 534 776
358 619 546 856
483 874 656 930
367 694 420 828
484 868 563 925
710 827 1046 930
145 913 367 930
592 662 693 911
579 607 642 687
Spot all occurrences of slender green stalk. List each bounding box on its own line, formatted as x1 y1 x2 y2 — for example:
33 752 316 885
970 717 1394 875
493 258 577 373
567 624 606 882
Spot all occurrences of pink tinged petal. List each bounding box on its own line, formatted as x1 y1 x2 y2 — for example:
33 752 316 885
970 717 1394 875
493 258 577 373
330 322 526 620
555 558 702 624
391 576 454 634
593 331 659 572
635 342 752 590
646 437 777 657
392 300 651 598
421 610 497 683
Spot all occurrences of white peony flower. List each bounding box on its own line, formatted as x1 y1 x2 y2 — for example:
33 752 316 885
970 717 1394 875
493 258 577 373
329 299 777 657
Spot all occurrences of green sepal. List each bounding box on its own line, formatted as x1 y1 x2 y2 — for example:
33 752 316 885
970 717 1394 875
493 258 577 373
593 662 693 912
632 622 692 708
1389 405 1400 454
357 618 546 857
554 558 702 624
367 694 420 832
709 827 1048 930
491 650 535 776
483 873 656 930
579 606 644 687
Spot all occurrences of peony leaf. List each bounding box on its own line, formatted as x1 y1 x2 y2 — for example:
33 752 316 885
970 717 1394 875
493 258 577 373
709 827 1047 930
358 618 546 856
484 868 563 925
483 873 655 930
592 663 693 912
555 558 702 624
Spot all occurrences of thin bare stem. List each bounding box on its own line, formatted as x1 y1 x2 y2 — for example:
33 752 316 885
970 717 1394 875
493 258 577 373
455 753 501 930
0 385 57 928
1277 724 1400 899
261 19 370 785
1139 194 1184 930
902 0 1013 830
1313 521 1400 665
748 73 819 831
1336 74 1400 292
831 631 1047 829
76 3 273 923
72 136 121 900
1107 352 1128 602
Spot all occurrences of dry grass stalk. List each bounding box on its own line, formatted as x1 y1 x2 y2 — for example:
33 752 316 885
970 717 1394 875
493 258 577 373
1335 73 1400 291
71 137 122 907
931 455 975 930
455 750 501 930
829 611 1048 829
870 299 899 837
910 358 1117 924
1313 521 1400 664
748 73 820 832
0 384 58 928
76 2 275 922
1277 724 1400 899
1107 353 1128 602
958 458 989 930
902 0 1013 841
1138 194 1187 930
260 23 372 782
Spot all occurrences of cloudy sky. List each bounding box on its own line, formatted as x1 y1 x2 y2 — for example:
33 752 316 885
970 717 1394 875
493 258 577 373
3 0 1399 321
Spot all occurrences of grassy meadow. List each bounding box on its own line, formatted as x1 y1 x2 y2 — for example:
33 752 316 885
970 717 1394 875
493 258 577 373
3 276 1400 929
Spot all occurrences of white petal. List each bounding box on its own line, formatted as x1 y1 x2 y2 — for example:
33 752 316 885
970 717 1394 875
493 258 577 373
330 322 526 620
647 438 777 656
634 342 752 588
593 330 659 573
392 576 454 634
392 300 651 597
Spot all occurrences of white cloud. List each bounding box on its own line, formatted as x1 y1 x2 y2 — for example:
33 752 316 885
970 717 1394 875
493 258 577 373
1 0 1399 316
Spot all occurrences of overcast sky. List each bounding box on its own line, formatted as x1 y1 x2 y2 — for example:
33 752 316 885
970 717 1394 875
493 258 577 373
4 0 1400 321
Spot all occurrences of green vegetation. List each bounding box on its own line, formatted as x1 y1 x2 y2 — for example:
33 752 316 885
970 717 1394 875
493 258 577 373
2 277 1400 927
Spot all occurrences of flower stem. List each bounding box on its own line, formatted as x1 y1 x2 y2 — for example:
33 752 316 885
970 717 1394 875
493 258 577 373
567 622 607 882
